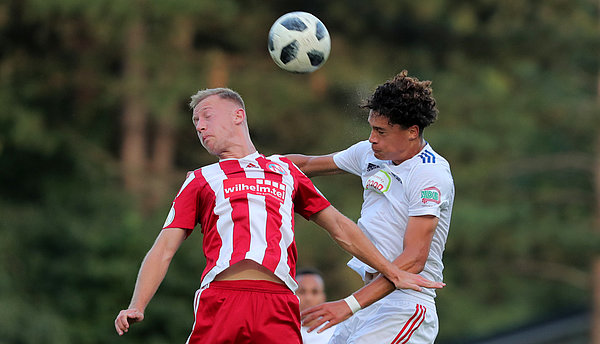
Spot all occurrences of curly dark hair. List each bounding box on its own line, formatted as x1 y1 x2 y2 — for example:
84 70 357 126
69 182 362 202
362 70 438 136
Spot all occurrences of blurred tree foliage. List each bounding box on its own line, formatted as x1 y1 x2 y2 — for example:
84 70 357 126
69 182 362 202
0 0 598 343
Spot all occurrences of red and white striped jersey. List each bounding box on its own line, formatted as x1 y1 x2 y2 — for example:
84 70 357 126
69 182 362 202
163 151 331 292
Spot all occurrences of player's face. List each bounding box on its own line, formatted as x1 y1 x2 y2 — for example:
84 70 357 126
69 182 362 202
296 274 326 312
368 111 419 164
192 95 242 156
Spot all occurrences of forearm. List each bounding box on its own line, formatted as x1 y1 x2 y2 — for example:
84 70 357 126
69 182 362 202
351 246 432 309
128 249 173 311
286 154 311 174
285 153 340 177
126 229 185 311
353 276 395 309
329 216 397 281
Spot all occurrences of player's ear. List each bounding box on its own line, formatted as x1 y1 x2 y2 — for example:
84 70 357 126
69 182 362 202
408 125 420 140
232 108 246 124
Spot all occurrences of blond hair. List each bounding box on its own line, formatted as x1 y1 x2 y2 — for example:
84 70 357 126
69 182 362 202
189 88 245 110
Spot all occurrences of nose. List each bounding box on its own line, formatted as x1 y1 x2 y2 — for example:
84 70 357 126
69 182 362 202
196 119 206 132
368 130 377 144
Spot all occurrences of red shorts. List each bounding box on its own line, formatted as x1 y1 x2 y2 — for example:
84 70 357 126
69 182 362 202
186 280 302 344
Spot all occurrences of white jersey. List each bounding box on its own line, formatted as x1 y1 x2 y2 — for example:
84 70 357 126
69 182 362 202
301 324 336 344
333 140 454 302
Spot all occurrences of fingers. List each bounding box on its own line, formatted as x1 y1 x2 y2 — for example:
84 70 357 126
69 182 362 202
409 283 423 292
302 316 323 329
427 280 446 289
418 276 446 289
301 311 322 327
316 320 335 333
300 305 320 318
115 311 129 336
301 307 330 332
406 276 446 291
307 316 329 333
115 309 143 336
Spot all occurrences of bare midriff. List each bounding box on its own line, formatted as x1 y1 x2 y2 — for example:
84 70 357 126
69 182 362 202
214 259 284 284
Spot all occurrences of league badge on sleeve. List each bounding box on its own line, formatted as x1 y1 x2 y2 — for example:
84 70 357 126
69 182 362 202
421 187 441 204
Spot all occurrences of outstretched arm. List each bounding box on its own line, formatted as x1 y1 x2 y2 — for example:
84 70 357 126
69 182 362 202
285 154 343 177
114 228 187 336
302 215 442 332
310 207 440 293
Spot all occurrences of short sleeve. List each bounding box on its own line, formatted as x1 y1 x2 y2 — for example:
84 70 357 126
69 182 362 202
406 164 454 218
287 161 331 219
163 171 200 230
333 140 371 176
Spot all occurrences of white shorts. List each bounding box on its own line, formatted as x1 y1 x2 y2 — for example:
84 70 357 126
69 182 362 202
329 291 438 344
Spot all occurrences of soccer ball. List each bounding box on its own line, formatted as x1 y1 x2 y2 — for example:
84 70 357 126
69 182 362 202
268 12 331 73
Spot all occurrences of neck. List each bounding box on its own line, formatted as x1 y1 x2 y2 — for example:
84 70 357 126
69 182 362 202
392 138 426 165
217 138 257 160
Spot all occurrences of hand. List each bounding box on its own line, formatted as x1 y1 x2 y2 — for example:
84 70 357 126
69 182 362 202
114 308 144 336
301 300 352 333
387 268 446 291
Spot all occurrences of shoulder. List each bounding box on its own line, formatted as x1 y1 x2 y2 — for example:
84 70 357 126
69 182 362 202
413 145 450 168
408 146 452 179
267 154 287 164
345 140 372 155
186 161 228 188
334 140 376 166
194 162 222 179
263 154 303 177
264 154 293 169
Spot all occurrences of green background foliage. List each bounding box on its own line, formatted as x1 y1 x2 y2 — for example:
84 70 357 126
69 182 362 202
1 0 598 342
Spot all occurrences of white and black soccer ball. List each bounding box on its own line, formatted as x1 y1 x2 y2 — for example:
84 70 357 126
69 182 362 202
268 12 331 73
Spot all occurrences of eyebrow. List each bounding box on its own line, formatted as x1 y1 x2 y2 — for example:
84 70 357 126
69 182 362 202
193 105 213 115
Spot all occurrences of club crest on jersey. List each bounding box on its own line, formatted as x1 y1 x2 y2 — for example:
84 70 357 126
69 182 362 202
267 162 287 175
224 178 287 203
421 187 441 204
365 170 391 194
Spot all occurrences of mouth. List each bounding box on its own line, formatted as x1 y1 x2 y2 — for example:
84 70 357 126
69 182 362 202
372 148 383 158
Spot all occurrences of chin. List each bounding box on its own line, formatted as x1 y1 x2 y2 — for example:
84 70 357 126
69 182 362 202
200 143 215 155
373 151 385 160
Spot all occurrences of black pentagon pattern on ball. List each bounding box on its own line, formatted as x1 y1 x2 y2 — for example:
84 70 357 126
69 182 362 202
280 17 308 32
307 50 325 66
316 22 327 41
280 40 299 64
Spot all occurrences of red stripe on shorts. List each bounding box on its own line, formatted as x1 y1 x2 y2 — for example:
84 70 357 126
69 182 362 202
390 304 426 344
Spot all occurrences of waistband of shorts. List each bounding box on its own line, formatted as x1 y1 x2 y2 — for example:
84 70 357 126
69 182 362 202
390 289 436 309
206 280 293 294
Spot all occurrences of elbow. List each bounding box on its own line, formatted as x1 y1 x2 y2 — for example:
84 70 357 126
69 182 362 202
160 252 176 265
401 246 430 274
405 256 427 274
161 245 180 264
412 261 426 274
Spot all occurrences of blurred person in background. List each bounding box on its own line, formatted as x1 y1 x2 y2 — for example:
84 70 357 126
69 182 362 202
287 70 454 344
114 87 444 344
296 268 337 344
